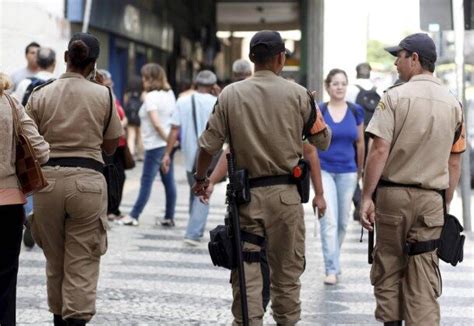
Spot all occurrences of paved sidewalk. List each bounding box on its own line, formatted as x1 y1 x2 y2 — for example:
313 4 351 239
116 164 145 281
16 154 474 325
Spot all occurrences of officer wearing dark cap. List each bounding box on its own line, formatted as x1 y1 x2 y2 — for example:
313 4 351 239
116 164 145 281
193 30 330 325
26 32 122 325
360 33 465 326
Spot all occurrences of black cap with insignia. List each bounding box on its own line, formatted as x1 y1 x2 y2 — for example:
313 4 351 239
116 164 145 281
385 33 437 63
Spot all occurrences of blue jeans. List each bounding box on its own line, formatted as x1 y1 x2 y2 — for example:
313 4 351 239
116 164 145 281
23 196 34 217
319 170 357 275
130 146 176 220
184 171 210 240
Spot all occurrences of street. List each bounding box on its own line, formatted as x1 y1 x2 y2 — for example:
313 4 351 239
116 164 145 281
16 153 474 325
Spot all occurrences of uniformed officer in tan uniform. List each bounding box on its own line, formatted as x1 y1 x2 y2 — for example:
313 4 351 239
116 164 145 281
26 33 122 326
360 33 465 326
193 30 331 326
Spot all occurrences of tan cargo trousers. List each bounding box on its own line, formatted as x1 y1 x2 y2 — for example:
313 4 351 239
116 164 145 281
372 187 444 326
231 184 305 326
31 166 108 321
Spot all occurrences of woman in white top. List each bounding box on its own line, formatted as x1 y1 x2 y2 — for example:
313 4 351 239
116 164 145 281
118 63 177 226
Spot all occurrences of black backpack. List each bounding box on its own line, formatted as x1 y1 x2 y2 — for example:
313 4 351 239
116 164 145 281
355 85 380 126
22 77 52 106
124 93 142 126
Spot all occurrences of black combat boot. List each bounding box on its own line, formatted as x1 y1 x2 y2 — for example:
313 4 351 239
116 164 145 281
65 318 87 326
384 321 402 326
53 314 66 326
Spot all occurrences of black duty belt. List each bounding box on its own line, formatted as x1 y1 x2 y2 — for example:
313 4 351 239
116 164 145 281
249 175 295 189
377 179 443 197
44 157 104 173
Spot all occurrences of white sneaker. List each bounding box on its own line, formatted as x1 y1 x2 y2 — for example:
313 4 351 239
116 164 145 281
116 215 139 226
184 238 200 247
324 274 337 285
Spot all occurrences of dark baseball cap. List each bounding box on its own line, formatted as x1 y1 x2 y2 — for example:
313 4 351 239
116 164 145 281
68 32 100 60
249 30 289 57
385 33 437 63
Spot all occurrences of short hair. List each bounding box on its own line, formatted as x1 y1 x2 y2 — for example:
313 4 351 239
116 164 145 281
232 59 252 81
232 59 251 75
324 68 348 88
141 63 171 91
356 62 371 79
404 50 435 73
97 69 112 80
36 47 56 69
25 42 40 55
249 45 275 65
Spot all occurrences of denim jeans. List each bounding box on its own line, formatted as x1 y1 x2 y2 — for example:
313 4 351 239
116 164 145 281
23 196 34 217
319 170 357 275
184 171 210 240
130 146 176 220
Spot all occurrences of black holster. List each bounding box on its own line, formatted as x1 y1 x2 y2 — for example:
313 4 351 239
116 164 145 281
292 159 311 203
407 214 465 266
234 169 251 205
438 214 465 266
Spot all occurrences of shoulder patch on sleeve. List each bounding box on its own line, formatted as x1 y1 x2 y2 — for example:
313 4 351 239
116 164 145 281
376 101 386 111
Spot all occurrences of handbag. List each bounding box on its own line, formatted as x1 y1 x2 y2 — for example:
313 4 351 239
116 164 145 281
5 94 48 196
191 94 224 179
123 143 135 170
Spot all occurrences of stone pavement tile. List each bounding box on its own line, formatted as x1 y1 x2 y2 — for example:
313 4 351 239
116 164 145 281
16 156 474 325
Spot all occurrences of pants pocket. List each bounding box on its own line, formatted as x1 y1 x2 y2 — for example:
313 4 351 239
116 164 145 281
370 247 382 286
92 215 108 257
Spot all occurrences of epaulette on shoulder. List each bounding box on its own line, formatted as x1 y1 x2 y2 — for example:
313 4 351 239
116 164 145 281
383 81 405 93
32 78 55 93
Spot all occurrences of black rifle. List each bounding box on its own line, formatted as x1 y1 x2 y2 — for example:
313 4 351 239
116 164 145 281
368 229 374 264
226 151 249 326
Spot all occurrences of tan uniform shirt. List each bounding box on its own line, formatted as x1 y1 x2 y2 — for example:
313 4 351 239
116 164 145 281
27 72 123 163
199 70 330 178
366 74 464 190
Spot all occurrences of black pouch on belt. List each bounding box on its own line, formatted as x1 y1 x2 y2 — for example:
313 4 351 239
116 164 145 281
208 223 236 270
438 214 465 266
291 159 311 203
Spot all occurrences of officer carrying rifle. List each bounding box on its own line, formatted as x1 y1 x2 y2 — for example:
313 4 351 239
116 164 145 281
192 30 331 326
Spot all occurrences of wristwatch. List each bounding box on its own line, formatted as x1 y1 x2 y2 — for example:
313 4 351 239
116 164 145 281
193 172 207 183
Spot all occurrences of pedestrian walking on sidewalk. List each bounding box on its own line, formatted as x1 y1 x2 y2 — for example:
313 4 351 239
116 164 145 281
161 70 219 244
316 68 365 285
360 33 466 326
118 63 177 227
26 32 123 325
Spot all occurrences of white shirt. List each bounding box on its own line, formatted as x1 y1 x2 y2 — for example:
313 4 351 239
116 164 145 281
13 71 55 103
346 78 381 103
170 92 217 172
10 67 37 91
139 89 176 150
